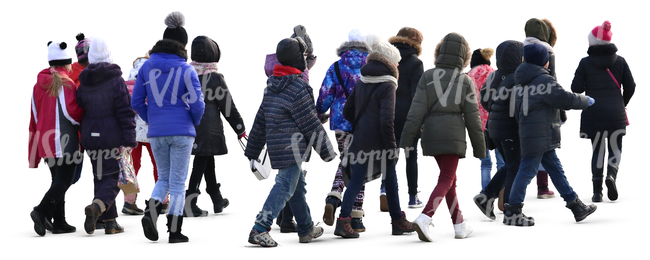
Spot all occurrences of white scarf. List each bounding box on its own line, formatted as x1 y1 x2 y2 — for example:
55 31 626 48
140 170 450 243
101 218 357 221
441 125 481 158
359 75 398 86
523 37 554 53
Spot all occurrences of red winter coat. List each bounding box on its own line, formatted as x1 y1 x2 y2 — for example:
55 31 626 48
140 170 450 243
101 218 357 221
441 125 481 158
468 64 495 130
28 67 85 168
69 62 85 88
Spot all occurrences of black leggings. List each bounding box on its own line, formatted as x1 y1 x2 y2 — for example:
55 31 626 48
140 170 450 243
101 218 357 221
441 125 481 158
36 158 76 214
590 130 624 179
188 155 219 192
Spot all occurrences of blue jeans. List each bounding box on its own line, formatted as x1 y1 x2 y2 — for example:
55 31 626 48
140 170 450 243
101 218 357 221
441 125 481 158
149 136 195 216
480 149 505 190
509 150 577 205
343 159 402 220
253 164 313 237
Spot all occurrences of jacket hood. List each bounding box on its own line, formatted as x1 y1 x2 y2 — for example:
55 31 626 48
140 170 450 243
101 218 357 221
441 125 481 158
524 18 557 47
150 39 188 60
266 74 302 94
36 67 73 90
191 36 220 63
337 41 369 56
340 48 367 69
587 43 618 69
496 40 524 73
514 62 549 86
389 36 422 56
148 39 190 73
362 52 398 78
434 33 471 69
79 62 123 86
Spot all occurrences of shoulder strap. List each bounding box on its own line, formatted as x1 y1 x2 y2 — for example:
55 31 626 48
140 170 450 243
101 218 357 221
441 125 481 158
606 68 621 90
351 86 380 132
334 61 350 98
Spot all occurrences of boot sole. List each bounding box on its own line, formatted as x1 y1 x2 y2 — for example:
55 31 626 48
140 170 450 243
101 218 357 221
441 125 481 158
498 189 505 212
380 194 388 212
323 204 335 226
122 208 144 215
30 210 46 236
141 217 158 241
537 194 555 199
84 206 98 234
169 237 189 243
280 226 297 233
605 178 618 201
105 228 124 234
52 226 76 234
412 222 432 242
333 231 359 238
575 206 597 222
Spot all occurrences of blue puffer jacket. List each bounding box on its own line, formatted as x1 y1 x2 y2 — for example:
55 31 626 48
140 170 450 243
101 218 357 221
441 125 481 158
316 41 369 132
131 39 205 138
245 65 336 169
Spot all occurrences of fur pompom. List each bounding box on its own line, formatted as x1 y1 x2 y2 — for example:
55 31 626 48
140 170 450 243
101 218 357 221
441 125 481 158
76 33 85 41
165 11 185 29
602 20 611 31
480 48 494 60
60 42 67 50
365 33 382 51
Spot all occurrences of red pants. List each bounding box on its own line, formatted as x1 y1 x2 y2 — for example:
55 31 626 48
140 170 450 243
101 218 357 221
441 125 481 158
132 142 158 181
422 154 463 224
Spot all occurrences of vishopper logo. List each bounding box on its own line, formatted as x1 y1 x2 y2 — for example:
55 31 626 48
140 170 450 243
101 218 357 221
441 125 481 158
582 129 625 169
199 72 234 117
144 67 202 107
481 72 556 117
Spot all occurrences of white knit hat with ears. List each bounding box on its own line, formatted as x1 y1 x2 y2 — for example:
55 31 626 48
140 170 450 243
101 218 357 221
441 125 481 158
348 28 365 42
88 37 113 64
371 41 401 65
47 41 73 66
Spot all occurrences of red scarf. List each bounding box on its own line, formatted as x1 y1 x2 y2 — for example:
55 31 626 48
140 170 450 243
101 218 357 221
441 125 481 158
273 64 302 76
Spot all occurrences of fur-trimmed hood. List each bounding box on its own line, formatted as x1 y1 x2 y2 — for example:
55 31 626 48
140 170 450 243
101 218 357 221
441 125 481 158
434 33 471 69
336 41 369 56
388 36 422 56
524 18 557 47
150 39 188 60
365 52 398 79
587 43 618 69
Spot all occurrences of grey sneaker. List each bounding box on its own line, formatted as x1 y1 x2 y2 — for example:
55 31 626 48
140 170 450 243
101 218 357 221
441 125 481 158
299 225 324 243
248 228 278 247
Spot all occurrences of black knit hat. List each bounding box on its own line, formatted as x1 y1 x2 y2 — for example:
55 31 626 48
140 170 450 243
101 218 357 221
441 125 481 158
470 48 494 68
276 37 307 72
163 12 188 46
191 36 221 63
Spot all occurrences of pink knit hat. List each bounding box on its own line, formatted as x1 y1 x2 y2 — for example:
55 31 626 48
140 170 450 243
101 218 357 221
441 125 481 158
588 21 612 45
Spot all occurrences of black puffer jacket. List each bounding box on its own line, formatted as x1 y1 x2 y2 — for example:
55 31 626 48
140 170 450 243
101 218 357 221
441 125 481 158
571 43 635 139
514 63 589 157
389 37 424 140
481 40 523 140
343 52 398 154
191 36 245 156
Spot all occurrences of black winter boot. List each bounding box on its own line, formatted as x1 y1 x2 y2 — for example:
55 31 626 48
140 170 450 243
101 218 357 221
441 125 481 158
592 177 603 202
566 197 597 222
52 202 76 234
167 215 189 243
605 166 619 201
183 190 208 217
30 207 46 236
206 183 229 213
280 204 297 233
503 203 535 227
473 193 496 220
141 199 164 241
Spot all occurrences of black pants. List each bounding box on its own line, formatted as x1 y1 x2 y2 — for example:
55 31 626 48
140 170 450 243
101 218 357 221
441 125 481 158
87 149 121 221
187 155 220 192
36 158 76 215
482 138 521 206
590 130 624 179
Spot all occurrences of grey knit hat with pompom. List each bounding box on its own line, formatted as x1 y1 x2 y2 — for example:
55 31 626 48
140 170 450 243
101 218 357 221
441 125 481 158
163 11 188 46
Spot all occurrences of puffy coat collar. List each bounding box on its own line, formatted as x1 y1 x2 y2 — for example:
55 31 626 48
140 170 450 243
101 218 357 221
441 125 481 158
514 62 549 86
389 36 422 56
363 52 398 78
79 62 122 86
150 39 188 60
587 43 618 69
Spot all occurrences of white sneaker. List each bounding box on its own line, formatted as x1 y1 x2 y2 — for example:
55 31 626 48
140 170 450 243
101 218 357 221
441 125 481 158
454 220 473 239
412 213 433 242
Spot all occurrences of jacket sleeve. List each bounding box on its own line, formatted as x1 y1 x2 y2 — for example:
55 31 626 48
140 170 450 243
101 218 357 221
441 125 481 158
571 60 586 94
379 84 397 149
114 79 137 148
316 64 337 115
620 57 635 106
462 78 486 159
244 103 266 160
291 85 336 162
60 80 84 125
131 65 148 123
214 75 245 136
342 82 357 124
399 74 428 149
187 68 206 126
545 80 589 110
28 90 40 168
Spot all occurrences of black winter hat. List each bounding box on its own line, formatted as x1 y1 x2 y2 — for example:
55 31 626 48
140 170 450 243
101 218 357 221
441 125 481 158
523 43 549 67
470 48 493 68
276 37 307 72
291 25 313 55
163 12 188 46
191 36 220 63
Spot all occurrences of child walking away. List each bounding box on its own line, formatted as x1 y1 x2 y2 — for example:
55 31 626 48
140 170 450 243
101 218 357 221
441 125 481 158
400 33 483 242
316 28 369 231
571 21 635 202
334 39 415 239
77 36 136 235
134 11 205 243
185 35 246 217
388 27 425 209
70 33 90 87
29 41 84 236
506 43 597 226
246 37 336 247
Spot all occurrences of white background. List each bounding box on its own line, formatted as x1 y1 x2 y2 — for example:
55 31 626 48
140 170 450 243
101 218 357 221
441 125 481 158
2 0 648 259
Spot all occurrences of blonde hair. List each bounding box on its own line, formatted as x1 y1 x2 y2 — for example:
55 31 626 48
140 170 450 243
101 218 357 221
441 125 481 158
45 65 72 97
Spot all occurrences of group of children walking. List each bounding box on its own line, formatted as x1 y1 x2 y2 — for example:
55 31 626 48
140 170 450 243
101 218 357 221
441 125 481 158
28 11 634 246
